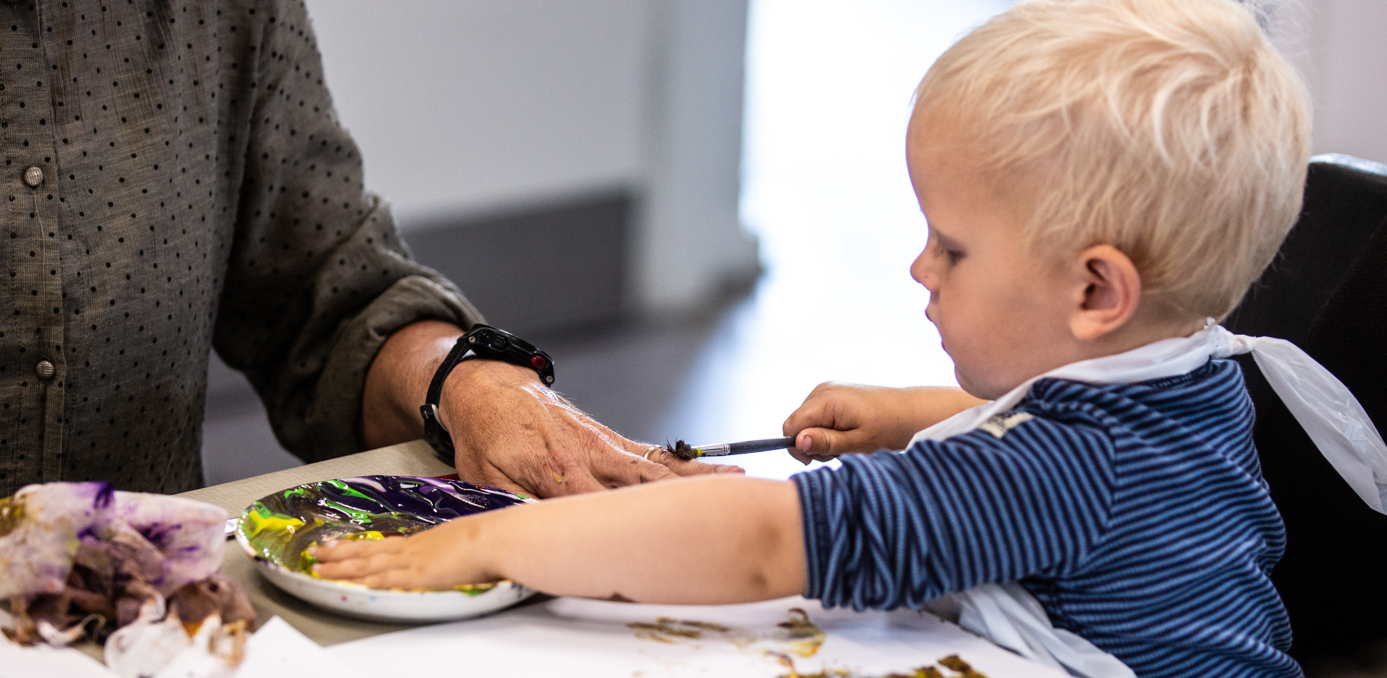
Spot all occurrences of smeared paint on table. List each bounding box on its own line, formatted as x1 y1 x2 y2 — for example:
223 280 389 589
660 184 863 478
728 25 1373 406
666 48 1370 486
332 595 1068 676
627 606 990 678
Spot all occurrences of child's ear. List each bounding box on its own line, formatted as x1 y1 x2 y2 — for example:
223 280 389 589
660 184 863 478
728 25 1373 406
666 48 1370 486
1070 245 1142 342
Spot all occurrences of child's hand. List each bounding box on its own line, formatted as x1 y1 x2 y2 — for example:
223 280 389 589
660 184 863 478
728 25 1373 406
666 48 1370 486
783 383 986 463
310 519 494 590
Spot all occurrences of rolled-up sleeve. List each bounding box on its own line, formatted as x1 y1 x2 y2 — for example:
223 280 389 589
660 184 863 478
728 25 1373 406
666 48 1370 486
792 414 1117 611
211 0 482 462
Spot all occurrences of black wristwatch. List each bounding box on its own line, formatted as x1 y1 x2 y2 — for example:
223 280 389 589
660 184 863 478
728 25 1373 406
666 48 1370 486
420 324 555 461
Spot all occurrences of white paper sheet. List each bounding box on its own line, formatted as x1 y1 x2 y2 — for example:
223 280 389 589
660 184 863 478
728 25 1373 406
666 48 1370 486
335 595 1067 677
0 636 120 678
227 616 365 678
0 615 364 678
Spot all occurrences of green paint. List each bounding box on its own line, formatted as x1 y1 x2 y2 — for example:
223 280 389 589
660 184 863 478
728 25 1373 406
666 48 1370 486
322 480 376 503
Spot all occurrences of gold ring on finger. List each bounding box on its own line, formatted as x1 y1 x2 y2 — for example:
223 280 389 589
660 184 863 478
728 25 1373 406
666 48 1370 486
643 445 662 461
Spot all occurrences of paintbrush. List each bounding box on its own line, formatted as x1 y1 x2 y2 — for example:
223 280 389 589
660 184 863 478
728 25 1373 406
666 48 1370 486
664 436 797 460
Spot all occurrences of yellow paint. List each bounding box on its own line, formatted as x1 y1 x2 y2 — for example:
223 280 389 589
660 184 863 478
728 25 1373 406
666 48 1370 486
0 494 23 538
242 511 306 537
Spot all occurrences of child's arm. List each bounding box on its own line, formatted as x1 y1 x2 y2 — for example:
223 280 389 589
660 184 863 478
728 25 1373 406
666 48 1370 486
310 476 805 604
784 383 985 462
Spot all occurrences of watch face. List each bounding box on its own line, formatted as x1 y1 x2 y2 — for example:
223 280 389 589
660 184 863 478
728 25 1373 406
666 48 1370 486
464 327 554 385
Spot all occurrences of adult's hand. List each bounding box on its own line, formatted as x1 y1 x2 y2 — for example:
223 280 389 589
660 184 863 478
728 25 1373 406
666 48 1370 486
361 320 742 497
782 382 986 464
438 358 743 496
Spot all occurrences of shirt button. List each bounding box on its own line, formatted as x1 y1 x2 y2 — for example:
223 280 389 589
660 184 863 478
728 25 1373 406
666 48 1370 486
35 360 55 380
23 166 43 188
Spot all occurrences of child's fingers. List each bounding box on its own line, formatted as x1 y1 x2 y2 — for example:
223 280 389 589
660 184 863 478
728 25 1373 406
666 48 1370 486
313 551 404 580
783 382 866 439
794 427 857 457
350 570 419 590
782 399 831 438
310 536 407 562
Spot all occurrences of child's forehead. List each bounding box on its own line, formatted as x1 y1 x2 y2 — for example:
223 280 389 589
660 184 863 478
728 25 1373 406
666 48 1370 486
906 105 966 151
906 121 1016 205
904 107 1006 189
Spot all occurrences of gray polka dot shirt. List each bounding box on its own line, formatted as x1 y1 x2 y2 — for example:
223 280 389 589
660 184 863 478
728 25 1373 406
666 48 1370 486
0 0 482 496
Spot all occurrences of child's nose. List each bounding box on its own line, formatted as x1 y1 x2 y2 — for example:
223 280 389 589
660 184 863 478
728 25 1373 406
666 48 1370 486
910 250 937 291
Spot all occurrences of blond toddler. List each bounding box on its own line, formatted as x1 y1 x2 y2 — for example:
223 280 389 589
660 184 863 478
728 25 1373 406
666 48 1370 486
315 1 1324 675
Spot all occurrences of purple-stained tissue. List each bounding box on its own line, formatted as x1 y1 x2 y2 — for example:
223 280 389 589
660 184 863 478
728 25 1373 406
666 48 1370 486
0 482 252 647
0 482 115 599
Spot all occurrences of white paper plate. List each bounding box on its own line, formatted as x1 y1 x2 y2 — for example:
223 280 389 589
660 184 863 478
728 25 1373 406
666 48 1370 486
244 556 534 623
235 475 537 623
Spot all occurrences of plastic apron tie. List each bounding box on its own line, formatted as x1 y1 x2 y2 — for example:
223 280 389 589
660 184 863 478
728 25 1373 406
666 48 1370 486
910 320 1387 678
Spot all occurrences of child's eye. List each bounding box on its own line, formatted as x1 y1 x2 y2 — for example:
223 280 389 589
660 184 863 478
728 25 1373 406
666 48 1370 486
944 249 964 265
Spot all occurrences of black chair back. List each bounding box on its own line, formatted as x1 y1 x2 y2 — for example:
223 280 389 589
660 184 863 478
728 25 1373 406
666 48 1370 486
1223 153 1387 661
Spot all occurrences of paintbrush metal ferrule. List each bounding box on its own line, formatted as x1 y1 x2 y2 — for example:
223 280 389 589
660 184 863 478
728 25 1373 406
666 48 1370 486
692 444 732 457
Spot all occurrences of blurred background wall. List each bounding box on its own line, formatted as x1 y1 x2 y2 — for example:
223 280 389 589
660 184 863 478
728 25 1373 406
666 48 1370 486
307 0 759 331
1272 0 1387 164
203 0 1387 486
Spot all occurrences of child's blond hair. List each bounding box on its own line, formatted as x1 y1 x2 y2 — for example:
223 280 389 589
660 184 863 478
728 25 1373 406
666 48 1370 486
914 0 1311 320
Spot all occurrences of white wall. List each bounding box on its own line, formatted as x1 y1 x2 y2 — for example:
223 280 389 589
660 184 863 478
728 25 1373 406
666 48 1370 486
1271 0 1387 164
304 1 647 224
303 0 758 315
635 0 760 313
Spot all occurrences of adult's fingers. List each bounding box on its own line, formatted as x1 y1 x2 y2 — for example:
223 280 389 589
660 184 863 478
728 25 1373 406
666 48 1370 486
541 459 609 496
613 432 741 479
668 459 745 476
634 446 746 479
591 446 681 488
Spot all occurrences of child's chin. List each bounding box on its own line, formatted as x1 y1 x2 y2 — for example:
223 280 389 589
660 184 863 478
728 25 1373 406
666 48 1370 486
955 371 1008 401
954 372 987 399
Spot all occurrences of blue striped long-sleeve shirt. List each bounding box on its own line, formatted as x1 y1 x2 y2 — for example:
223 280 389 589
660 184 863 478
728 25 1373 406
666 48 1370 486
793 359 1296 677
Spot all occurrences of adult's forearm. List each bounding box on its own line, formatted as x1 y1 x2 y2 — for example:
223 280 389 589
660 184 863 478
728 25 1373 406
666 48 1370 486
481 476 807 604
359 320 464 449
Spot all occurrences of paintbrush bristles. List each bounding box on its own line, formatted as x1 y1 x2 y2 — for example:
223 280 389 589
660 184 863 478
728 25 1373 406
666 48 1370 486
663 439 700 460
